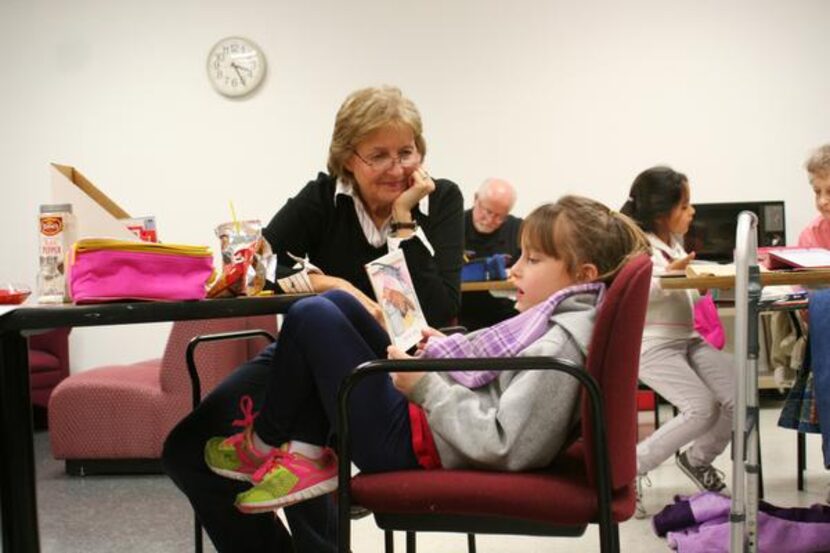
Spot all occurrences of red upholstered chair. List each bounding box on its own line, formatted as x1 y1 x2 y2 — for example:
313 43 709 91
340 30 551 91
48 315 277 475
336 254 652 553
28 327 71 410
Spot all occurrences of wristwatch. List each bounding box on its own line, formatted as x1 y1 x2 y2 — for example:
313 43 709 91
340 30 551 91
390 220 418 232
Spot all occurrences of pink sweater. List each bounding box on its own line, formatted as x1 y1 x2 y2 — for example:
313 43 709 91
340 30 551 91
798 215 830 248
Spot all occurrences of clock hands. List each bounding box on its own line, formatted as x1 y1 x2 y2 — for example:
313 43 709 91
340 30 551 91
230 62 247 86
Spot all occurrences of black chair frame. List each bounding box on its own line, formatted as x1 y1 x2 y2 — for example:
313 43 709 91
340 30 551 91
185 329 277 553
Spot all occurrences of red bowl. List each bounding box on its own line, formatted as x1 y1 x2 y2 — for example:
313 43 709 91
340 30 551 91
0 284 32 305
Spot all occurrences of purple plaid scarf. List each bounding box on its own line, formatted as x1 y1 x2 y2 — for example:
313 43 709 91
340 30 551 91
420 282 605 388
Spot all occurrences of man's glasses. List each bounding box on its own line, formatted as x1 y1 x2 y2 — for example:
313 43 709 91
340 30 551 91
475 197 508 223
353 149 422 173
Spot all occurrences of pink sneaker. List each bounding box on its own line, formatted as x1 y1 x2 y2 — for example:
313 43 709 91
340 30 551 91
204 395 277 481
234 447 338 514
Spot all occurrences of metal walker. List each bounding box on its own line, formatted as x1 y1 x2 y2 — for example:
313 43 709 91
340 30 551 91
731 211 762 552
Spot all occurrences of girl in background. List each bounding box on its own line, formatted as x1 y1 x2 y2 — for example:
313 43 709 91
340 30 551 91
621 166 734 518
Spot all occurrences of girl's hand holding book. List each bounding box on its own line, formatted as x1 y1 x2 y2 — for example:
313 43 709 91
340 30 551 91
387 345 425 395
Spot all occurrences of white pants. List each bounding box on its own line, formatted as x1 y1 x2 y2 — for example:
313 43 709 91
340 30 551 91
637 336 735 473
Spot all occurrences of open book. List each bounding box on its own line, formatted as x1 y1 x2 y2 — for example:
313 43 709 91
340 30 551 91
765 247 830 270
365 249 428 351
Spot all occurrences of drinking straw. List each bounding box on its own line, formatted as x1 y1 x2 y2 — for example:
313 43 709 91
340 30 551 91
229 200 241 234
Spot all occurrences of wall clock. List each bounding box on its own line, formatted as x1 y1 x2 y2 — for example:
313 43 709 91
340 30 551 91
207 36 266 97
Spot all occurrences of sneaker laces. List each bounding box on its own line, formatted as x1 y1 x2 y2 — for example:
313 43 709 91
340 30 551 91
231 395 259 429
223 395 273 465
251 449 292 483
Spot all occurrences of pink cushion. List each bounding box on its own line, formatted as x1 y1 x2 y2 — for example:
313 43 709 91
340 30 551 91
49 361 169 458
351 445 635 524
48 315 278 460
29 350 61 374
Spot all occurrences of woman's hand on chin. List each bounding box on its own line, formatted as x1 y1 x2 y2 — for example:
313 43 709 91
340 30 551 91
392 167 435 221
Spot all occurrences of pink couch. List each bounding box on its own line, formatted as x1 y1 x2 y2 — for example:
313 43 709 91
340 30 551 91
29 327 71 410
48 316 276 474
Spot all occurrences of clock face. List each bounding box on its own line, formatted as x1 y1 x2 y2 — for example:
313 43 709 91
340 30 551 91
207 37 266 97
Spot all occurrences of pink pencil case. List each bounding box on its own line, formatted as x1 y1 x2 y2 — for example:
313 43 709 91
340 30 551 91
69 239 214 303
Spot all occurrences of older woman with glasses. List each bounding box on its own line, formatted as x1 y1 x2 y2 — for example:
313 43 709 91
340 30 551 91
162 85 464 553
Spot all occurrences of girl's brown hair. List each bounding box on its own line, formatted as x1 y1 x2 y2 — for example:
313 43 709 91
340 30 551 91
521 195 650 283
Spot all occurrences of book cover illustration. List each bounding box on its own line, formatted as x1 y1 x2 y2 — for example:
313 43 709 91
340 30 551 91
365 249 428 351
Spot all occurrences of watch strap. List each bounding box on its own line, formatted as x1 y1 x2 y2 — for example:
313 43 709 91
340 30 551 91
390 220 418 232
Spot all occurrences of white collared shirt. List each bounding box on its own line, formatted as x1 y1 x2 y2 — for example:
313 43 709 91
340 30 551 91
334 178 435 256
643 233 698 343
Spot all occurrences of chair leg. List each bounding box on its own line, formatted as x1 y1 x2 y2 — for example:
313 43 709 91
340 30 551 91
384 530 394 553
194 516 203 553
467 533 477 553
599 521 620 553
406 531 416 553
653 394 660 430
797 431 806 491
671 404 680 459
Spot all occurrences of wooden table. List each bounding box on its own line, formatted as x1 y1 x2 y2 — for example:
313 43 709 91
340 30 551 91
659 268 830 291
0 294 310 553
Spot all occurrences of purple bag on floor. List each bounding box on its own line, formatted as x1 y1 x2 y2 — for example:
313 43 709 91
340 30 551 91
694 293 725 350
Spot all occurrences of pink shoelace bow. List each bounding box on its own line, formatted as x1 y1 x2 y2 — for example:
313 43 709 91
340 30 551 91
224 395 279 471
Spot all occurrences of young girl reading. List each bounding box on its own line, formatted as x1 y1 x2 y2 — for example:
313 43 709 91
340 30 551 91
185 195 647 549
621 166 735 518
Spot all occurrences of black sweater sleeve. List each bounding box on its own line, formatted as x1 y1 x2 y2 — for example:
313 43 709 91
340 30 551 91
404 179 464 326
262 175 330 290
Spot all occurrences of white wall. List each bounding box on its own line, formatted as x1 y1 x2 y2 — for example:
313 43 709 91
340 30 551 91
2 0 829 372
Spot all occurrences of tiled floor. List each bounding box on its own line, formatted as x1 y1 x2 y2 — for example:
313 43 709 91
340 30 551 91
13 399 830 552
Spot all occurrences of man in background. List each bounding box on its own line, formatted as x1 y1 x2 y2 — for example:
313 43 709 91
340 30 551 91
460 178 523 330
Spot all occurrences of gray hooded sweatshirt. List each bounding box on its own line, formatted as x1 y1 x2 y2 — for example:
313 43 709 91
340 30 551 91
407 292 597 471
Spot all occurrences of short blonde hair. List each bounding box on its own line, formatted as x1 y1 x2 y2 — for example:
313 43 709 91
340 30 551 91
805 144 830 180
327 86 427 183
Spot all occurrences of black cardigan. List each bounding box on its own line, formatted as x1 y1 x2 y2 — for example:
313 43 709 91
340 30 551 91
263 172 464 327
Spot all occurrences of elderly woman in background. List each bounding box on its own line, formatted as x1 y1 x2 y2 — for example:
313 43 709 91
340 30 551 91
163 85 464 553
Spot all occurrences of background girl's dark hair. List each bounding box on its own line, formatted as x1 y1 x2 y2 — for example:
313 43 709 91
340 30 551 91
620 166 688 233
521 195 650 284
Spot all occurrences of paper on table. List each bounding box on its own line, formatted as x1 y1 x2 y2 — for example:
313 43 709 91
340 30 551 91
685 263 770 278
766 248 830 270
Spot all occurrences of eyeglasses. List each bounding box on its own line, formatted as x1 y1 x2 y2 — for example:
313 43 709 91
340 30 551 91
353 149 422 173
474 197 509 223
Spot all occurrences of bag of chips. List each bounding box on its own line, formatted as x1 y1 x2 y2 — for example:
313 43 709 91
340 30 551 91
207 220 275 298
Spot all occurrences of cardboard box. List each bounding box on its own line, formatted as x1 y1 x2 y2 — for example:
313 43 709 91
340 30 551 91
50 163 141 241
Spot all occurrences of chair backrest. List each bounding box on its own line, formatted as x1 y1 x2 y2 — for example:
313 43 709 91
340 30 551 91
28 327 71 365
581 253 651 490
159 315 277 396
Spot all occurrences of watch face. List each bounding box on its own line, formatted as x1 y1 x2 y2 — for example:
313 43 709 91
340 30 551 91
207 37 266 97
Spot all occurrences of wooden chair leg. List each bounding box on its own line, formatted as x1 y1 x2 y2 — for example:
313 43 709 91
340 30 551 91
797 431 806 491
